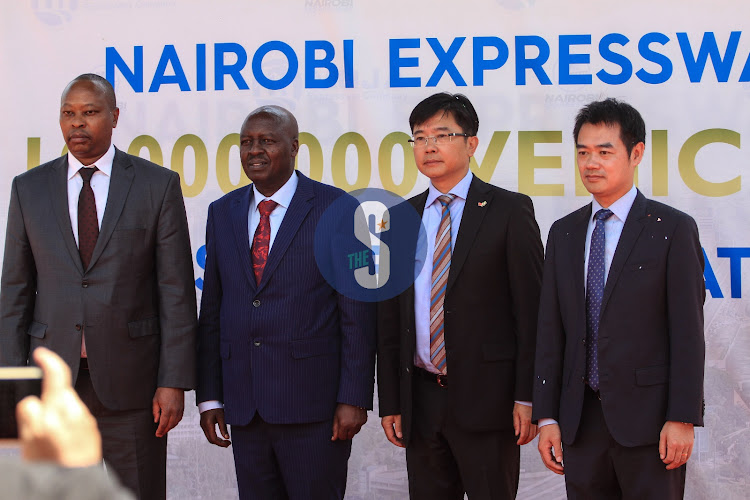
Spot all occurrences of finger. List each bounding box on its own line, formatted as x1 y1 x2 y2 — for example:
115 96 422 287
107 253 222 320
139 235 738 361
659 432 667 461
331 415 340 441
16 397 43 437
33 347 71 397
152 399 161 424
513 409 520 437
385 427 404 447
553 440 564 465
516 418 530 445
155 407 172 437
394 416 403 439
217 414 231 440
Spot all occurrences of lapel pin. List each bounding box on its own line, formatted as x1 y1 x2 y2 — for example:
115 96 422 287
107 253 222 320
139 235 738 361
657 217 662 222
478 201 487 207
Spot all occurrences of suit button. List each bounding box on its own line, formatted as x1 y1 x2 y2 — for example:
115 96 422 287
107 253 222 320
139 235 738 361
582 339 586 345
75 324 82 331
405 367 410 373
252 299 260 307
81 280 88 288
253 340 261 347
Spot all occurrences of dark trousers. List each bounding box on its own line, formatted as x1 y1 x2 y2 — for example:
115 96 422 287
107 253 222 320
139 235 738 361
230 413 352 500
406 371 520 500
564 386 686 500
75 364 166 500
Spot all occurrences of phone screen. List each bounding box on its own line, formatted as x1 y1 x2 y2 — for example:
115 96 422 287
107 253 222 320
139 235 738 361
0 367 43 439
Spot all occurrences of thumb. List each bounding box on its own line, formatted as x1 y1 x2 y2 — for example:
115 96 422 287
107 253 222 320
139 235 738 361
659 430 667 460
554 442 564 463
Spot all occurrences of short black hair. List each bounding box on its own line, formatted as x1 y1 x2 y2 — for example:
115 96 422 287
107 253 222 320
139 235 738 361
409 92 479 136
64 73 117 110
573 98 645 155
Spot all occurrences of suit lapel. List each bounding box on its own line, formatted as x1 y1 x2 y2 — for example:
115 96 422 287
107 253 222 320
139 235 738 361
231 185 257 291
570 204 591 309
447 176 492 293
601 191 647 315
256 173 314 292
48 156 84 275
403 190 429 344
88 149 134 271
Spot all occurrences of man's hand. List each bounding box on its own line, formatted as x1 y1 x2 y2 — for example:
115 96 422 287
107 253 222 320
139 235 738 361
513 403 537 445
199 408 231 448
331 403 367 441
659 421 694 470
537 423 564 475
16 347 102 468
152 387 184 438
381 414 405 448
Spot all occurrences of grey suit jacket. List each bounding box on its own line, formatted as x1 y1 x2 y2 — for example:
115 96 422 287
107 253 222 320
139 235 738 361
0 148 197 410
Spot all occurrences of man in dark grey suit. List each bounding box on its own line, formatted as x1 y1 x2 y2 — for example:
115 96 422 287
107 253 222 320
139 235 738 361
0 74 197 500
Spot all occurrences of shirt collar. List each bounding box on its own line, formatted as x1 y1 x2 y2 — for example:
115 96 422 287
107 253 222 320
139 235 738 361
67 144 115 180
425 169 473 208
252 171 299 212
591 184 638 223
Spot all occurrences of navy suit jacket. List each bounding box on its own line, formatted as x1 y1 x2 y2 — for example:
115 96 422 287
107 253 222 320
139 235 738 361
196 172 376 426
533 190 705 447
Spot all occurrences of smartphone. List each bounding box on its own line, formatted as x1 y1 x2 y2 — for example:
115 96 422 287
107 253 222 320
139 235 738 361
0 366 43 439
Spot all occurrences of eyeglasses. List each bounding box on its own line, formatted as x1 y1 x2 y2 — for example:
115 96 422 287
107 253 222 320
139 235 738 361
407 133 470 148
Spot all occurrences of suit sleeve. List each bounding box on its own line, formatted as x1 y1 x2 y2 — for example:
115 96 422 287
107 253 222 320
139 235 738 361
506 194 544 402
330 196 377 409
532 223 566 422
0 460 135 500
0 177 35 366
196 203 224 404
154 172 197 389
376 294 402 417
665 215 705 425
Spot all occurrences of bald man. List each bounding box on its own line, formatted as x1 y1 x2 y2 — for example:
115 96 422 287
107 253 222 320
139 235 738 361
0 74 197 500
196 106 376 499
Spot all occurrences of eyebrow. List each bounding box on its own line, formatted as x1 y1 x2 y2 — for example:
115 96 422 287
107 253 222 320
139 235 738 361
412 126 452 136
576 142 615 149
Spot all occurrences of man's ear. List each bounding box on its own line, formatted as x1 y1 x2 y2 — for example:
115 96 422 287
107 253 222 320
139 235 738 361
467 135 479 157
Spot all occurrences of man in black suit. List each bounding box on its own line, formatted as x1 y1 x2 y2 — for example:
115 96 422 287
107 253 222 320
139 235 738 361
0 74 197 500
533 98 705 499
377 93 544 499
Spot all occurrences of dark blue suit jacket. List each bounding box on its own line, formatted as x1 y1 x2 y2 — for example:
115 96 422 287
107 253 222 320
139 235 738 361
196 172 376 426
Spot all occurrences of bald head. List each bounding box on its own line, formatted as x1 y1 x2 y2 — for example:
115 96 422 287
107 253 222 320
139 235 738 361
61 74 117 111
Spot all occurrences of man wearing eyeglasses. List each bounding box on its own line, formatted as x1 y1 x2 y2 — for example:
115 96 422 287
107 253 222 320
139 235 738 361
377 92 544 499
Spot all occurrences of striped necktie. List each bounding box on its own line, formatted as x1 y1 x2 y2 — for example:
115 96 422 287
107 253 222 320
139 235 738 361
430 194 455 374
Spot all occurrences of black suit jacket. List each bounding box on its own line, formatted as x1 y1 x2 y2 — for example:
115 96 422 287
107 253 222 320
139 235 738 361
377 175 543 444
0 149 197 410
532 190 705 447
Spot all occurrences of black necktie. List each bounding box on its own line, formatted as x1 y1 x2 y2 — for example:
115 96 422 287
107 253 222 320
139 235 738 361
78 167 99 269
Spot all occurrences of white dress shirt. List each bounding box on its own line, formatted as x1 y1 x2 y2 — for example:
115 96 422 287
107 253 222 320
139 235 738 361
538 184 637 427
67 144 115 244
198 171 299 414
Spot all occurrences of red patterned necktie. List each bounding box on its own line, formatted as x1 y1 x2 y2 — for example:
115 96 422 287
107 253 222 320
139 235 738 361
430 194 455 374
251 200 278 285
78 166 99 270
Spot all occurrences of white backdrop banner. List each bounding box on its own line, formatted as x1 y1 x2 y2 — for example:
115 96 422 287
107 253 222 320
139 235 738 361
2 1 749 498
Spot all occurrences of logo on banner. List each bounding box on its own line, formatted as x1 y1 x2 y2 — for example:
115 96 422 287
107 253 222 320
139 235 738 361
32 0 77 26
314 188 426 302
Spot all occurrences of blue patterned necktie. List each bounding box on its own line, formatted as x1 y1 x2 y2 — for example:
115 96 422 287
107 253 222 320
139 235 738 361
586 208 613 392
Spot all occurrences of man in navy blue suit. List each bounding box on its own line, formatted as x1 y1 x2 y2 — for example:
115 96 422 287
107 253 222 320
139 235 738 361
196 105 376 499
